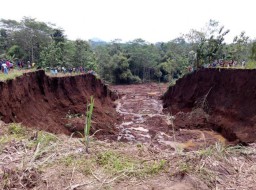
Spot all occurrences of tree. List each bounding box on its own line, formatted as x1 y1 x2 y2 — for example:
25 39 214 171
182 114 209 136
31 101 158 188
39 41 64 68
228 31 250 63
251 41 256 61
185 20 229 68
0 17 55 62
7 45 25 60
73 40 97 71
112 53 141 84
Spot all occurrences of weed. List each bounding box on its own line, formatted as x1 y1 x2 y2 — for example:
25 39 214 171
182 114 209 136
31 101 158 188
84 96 94 153
33 131 57 146
58 154 96 176
96 151 166 178
8 123 26 136
143 159 166 175
0 123 27 145
61 155 76 167
178 162 191 173
97 151 135 173
197 147 214 157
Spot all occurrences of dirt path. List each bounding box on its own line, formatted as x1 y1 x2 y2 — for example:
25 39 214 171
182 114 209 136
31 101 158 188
111 83 226 150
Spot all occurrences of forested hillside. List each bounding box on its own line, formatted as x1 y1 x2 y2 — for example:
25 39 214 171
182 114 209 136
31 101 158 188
1 18 256 84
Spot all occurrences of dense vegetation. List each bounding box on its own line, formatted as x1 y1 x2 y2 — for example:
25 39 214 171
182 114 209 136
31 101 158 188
1 18 256 84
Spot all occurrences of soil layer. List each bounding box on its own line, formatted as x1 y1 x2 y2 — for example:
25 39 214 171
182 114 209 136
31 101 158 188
162 68 256 143
0 70 118 137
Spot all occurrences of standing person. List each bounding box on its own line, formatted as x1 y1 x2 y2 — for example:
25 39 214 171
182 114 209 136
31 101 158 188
242 60 246 68
2 62 8 74
27 61 31 69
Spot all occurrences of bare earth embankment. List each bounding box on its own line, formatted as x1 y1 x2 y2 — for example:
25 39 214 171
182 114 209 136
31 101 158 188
0 70 119 138
0 70 255 189
162 68 256 144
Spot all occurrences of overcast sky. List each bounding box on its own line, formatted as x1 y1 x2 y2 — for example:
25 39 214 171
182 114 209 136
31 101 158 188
1 0 255 43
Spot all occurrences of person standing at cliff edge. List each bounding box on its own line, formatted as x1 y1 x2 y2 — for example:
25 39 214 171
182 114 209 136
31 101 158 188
1 62 8 74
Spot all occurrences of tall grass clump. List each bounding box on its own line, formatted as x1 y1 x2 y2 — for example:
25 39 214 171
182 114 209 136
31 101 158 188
85 96 94 153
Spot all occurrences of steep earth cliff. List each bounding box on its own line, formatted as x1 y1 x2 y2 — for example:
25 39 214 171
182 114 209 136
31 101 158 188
162 68 256 143
0 70 118 138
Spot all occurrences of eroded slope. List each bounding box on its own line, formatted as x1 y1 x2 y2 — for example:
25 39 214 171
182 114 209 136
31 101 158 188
162 68 256 143
0 70 118 138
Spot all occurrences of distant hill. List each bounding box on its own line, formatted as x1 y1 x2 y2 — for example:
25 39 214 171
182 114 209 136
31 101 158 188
88 38 107 47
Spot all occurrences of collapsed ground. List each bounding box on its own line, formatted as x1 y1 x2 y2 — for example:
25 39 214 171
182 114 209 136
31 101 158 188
0 70 119 138
0 69 256 189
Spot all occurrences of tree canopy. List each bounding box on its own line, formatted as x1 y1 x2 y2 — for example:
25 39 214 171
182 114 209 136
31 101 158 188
0 18 255 84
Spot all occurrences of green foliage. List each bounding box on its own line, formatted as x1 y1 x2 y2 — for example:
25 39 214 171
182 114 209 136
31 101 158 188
0 123 27 146
113 53 141 84
39 42 65 67
250 41 256 61
96 151 166 176
32 131 57 147
97 151 135 172
190 20 230 67
228 31 250 63
245 61 256 69
1 18 255 84
157 59 177 82
143 160 166 175
7 45 25 59
8 123 26 136
73 40 97 71
84 96 94 153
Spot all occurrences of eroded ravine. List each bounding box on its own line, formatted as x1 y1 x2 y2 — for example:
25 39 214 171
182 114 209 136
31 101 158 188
111 83 227 150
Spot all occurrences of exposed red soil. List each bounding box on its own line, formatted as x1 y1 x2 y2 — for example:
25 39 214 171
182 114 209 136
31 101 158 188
0 70 119 138
111 83 227 150
162 68 256 143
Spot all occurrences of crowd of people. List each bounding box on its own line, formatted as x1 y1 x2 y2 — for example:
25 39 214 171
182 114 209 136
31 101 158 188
49 66 97 76
188 59 246 72
0 59 35 74
0 59 96 76
0 59 14 74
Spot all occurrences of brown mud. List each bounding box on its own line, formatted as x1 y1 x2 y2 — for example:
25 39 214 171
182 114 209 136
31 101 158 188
0 70 119 138
111 83 226 150
162 68 256 144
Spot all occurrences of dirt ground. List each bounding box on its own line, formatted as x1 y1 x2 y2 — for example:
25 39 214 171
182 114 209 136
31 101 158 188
111 83 227 150
0 121 255 190
1 72 256 189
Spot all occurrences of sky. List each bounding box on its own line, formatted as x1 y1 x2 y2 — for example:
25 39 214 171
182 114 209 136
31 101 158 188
0 0 255 43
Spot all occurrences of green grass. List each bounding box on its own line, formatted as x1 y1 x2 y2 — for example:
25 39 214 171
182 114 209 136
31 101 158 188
8 123 26 136
96 151 166 177
31 131 58 147
0 123 27 145
0 70 24 81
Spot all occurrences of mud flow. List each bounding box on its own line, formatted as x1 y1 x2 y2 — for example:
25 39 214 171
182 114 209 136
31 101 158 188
111 83 226 150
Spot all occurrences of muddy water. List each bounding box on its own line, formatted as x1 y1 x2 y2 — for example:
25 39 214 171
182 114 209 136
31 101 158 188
111 83 226 150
